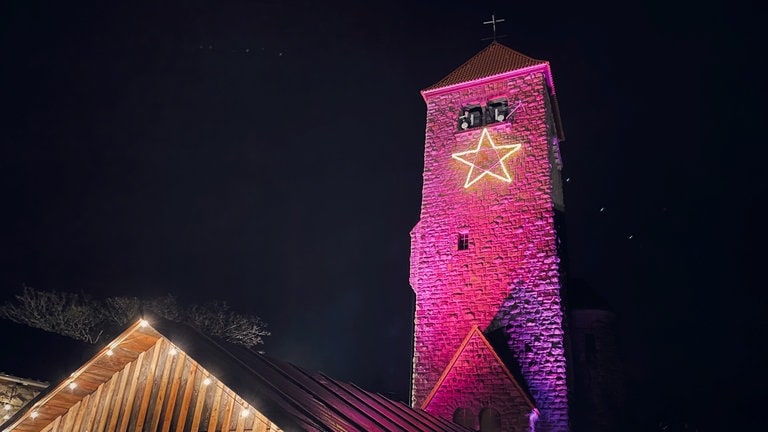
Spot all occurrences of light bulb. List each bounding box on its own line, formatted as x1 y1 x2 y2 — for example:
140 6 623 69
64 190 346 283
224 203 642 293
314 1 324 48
202 378 211 386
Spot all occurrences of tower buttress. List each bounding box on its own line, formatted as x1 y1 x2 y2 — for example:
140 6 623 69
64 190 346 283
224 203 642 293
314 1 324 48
410 42 569 431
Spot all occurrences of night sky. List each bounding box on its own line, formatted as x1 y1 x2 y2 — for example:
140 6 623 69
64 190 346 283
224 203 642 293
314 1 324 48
1 0 765 429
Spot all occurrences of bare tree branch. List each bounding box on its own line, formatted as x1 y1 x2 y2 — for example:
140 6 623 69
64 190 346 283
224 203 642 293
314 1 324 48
186 301 270 349
103 296 142 326
144 294 182 321
0 287 269 349
0 287 104 343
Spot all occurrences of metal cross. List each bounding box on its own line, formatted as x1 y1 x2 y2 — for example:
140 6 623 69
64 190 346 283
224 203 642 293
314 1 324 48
483 14 506 40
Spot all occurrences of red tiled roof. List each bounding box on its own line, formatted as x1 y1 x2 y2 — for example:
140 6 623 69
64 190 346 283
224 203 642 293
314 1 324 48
423 42 548 92
422 42 564 140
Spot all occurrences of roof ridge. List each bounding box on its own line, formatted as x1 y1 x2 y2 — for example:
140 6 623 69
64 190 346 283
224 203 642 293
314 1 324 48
488 41 542 62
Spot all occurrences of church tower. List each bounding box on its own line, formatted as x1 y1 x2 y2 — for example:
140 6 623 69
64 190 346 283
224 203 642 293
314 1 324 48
410 42 569 431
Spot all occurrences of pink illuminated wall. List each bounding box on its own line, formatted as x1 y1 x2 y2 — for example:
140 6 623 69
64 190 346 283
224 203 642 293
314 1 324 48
422 326 535 431
410 67 569 431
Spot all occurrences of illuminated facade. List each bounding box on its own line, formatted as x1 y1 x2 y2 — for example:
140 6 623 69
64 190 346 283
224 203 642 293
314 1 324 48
410 42 569 431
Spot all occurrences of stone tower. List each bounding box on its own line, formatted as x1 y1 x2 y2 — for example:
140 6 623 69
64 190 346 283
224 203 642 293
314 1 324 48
410 42 569 431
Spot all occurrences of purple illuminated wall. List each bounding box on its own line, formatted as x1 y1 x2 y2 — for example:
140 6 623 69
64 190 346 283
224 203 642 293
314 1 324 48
410 66 569 431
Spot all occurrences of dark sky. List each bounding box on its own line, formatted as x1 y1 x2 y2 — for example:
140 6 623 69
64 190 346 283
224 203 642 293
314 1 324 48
1 0 765 429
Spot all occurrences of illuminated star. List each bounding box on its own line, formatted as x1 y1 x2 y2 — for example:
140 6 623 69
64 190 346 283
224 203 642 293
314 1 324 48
452 128 522 188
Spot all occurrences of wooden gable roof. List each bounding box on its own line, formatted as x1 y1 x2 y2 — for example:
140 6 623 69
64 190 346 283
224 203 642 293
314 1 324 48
1 320 275 432
2 319 472 432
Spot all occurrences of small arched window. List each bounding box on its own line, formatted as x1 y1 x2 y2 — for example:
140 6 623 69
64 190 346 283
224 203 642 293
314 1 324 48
479 407 502 432
452 407 475 429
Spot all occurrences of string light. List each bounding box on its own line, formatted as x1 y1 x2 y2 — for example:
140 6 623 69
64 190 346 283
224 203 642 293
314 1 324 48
3 404 10 411
12 323 260 430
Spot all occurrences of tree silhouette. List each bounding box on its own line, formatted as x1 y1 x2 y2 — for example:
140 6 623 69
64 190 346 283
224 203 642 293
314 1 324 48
0 287 269 348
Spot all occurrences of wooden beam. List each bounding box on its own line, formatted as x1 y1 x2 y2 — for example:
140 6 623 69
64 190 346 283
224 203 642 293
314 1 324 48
40 414 61 432
221 393 235 432
135 338 163 430
81 379 103 432
117 350 145 432
59 401 77 432
208 384 224 432
108 363 131 431
94 369 118 432
189 372 209 432
150 339 174 432
254 416 269 432
175 363 198 432
70 394 88 432
235 403 247 432
161 351 187 432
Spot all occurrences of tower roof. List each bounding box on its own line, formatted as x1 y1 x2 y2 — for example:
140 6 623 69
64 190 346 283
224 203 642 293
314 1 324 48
423 42 548 92
421 41 564 140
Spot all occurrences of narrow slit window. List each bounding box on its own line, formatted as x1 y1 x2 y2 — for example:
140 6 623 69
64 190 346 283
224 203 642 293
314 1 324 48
458 233 469 250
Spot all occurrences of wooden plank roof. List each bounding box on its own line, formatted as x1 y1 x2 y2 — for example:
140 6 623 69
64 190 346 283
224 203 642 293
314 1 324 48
2 318 472 432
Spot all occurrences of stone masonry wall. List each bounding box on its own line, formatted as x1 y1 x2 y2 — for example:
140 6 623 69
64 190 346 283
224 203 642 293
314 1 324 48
424 328 533 432
411 72 569 431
